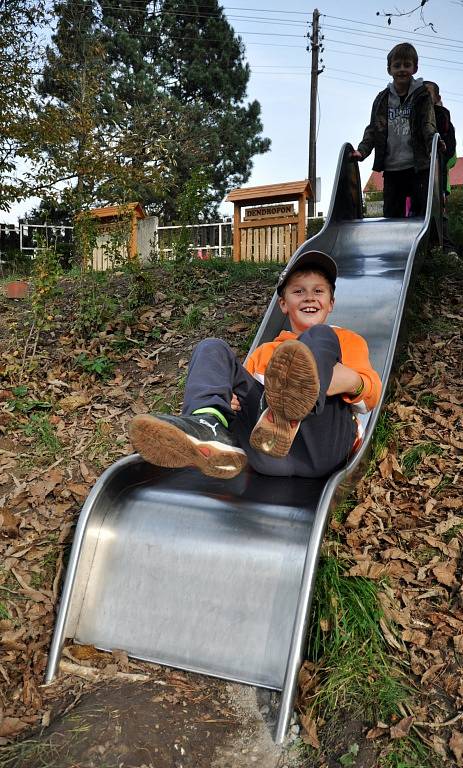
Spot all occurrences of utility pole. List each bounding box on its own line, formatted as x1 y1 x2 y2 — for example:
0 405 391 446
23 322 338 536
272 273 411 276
307 8 323 218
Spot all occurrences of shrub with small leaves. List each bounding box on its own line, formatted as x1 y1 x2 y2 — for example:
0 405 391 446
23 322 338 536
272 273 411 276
75 353 115 380
30 242 62 331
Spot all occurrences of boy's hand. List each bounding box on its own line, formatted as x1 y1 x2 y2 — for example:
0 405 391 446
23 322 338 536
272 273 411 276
231 393 241 412
350 150 363 161
327 363 363 397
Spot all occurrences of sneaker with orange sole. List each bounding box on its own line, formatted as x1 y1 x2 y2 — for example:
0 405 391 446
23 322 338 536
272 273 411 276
129 412 247 479
250 339 320 458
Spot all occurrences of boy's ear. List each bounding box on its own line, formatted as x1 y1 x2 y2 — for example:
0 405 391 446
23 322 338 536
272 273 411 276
278 296 288 314
413 62 418 74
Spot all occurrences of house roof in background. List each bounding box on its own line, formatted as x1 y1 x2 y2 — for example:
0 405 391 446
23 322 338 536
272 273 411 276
363 158 463 193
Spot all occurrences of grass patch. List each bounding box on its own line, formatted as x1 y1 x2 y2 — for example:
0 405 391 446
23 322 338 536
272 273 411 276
366 411 401 476
414 546 440 565
241 322 261 352
379 734 442 768
401 442 443 476
162 257 280 297
442 524 463 543
304 556 439 766
145 375 187 417
30 544 59 590
147 393 171 414
418 392 439 410
84 420 122 468
307 556 409 723
0 731 83 768
435 475 452 495
20 413 62 461
180 303 207 330
0 568 29 605
332 497 357 525
417 392 438 408
404 248 462 339
0 601 11 620
110 334 145 354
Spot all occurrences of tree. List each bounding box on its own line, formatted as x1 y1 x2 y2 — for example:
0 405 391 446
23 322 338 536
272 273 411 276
155 0 270 219
0 0 45 211
33 0 110 211
36 0 270 220
35 0 191 215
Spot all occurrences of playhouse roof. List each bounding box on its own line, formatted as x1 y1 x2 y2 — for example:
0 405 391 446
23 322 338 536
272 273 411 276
88 202 146 220
226 180 313 205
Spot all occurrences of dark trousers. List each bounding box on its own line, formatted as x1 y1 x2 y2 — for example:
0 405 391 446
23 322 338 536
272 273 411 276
182 325 357 478
383 168 429 218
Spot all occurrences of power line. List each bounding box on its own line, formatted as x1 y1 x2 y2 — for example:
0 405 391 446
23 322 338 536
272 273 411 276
324 67 384 84
323 37 463 69
325 45 463 77
323 12 463 48
98 6 310 27
323 74 382 90
322 22 463 54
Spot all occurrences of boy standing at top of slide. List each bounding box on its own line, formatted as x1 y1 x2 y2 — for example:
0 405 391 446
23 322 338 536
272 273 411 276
352 42 439 218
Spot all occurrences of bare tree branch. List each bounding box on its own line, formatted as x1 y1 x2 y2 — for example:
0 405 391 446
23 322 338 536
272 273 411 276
376 1 437 32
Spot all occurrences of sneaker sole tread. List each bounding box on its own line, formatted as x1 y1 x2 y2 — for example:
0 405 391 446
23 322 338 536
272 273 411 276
250 340 320 458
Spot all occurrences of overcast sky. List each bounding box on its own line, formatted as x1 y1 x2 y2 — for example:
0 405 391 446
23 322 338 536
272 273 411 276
221 0 463 216
4 0 463 223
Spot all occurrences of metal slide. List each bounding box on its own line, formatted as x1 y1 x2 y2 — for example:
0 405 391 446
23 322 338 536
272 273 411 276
46 139 442 743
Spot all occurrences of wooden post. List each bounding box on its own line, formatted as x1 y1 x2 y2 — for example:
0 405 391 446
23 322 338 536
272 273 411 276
130 211 138 260
297 192 306 246
233 203 241 262
308 8 320 219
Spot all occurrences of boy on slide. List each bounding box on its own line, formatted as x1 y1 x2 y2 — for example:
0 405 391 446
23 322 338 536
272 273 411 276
129 250 381 479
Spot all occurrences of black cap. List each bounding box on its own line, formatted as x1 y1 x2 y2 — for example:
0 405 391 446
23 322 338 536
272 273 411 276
276 250 337 295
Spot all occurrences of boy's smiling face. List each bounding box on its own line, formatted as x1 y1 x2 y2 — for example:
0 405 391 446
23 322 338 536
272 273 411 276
388 57 417 94
279 270 334 334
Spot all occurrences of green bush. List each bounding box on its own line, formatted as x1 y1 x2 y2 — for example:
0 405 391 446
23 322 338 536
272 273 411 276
306 217 324 239
447 186 463 250
1 249 33 277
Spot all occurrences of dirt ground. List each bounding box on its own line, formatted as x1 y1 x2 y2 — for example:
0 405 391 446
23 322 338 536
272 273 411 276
7 672 294 768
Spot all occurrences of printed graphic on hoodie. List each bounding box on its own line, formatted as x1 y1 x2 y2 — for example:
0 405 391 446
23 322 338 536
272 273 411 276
389 103 412 137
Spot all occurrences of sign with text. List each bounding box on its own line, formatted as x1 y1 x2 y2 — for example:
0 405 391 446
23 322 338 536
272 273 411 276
244 203 296 220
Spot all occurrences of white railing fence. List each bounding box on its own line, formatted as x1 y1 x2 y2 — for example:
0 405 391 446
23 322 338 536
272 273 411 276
154 221 233 261
0 218 233 268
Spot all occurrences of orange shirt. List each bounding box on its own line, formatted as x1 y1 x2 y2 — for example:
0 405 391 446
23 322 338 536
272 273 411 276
245 328 382 413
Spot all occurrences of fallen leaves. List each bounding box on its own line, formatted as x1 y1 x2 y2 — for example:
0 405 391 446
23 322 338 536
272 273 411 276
58 392 91 412
0 266 275 747
0 509 19 537
450 730 463 765
390 715 414 739
300 264 463 762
